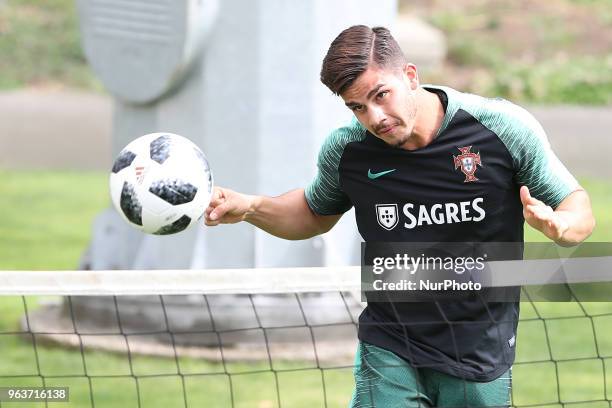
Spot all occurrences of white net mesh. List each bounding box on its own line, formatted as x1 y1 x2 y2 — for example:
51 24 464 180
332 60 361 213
1 267 611 407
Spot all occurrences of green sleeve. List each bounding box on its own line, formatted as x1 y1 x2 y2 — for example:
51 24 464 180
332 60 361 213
464 98 579 209
305 118 366 215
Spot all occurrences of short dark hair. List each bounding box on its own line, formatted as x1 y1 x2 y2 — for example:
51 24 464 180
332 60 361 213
320 25 407 95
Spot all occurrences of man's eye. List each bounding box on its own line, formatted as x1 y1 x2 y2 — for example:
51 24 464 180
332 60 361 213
377 91 389 98
352 105 364 112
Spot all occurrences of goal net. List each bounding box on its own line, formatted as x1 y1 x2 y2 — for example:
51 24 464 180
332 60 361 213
0 265 611 407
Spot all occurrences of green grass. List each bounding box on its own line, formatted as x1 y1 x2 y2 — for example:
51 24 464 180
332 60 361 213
440 47 612 106
517 178 612 405
0 170 354 407
486 56 612 105
0 171 611 406
524 178 612 242
0 0 100 90
0 170 109 269
421 0 612 104
513 306 612 405
0 295 354 408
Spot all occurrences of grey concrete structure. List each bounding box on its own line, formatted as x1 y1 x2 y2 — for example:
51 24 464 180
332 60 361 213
77 0 218 104
55 0 398 349
76 0 397 271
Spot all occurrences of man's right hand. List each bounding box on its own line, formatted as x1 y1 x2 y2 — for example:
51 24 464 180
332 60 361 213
203 187 342 239
204 187 256 226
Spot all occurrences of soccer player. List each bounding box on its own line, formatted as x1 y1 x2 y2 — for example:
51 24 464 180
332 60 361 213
205 25 595 407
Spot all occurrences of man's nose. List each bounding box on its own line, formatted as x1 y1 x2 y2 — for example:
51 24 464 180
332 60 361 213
369 106 386 127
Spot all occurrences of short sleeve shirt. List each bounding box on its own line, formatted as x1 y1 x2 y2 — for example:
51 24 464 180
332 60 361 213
304 86 578 381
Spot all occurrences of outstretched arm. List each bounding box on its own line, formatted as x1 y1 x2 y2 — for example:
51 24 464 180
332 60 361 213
204 187 342 240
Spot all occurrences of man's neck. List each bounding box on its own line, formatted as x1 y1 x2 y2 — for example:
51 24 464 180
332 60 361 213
403 88 445 150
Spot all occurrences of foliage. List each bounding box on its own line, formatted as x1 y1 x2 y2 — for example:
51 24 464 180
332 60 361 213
0 0 99 90
421 0 612 104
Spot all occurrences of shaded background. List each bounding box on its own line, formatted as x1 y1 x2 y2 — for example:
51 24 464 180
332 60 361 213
0 1 611 407
1 0 609 270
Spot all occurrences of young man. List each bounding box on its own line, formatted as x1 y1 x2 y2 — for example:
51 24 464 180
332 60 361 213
205 26 595 407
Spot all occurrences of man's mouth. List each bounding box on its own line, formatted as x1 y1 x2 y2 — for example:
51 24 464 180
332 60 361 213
378 124 396 135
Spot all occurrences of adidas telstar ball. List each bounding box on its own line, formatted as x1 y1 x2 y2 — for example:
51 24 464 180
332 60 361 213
109 133 214 235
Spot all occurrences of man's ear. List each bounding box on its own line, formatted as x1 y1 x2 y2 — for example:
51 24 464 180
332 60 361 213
403 63 419 90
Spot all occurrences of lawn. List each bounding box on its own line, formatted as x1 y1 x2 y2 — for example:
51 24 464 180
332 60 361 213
0 171 610 407
0 0 100 90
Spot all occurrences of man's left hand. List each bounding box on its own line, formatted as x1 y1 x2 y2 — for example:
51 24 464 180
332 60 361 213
520 186 569 241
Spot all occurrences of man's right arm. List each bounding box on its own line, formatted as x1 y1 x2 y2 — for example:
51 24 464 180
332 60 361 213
204 187 342 240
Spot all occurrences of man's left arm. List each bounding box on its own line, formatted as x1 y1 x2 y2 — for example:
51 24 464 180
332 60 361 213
520 185 595 246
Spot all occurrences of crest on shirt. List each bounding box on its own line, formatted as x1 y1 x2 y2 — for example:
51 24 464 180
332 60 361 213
453 146 482 182
376 204 399 231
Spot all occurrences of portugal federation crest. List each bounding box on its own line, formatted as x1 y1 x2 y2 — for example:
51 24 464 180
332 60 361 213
453 146 482 182
376 204 399 231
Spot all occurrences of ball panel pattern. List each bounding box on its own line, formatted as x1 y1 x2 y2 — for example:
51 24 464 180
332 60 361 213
149 179 198 205
111 150 136 173
111 132 213 235
153 214 191 235
206 168 213 194
150 135 171 164
120 181 143 226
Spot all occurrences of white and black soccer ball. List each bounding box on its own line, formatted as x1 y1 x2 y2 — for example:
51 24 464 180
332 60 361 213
109 133 213 235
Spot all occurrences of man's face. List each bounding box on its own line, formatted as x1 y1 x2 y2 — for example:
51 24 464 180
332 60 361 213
341 64 418 149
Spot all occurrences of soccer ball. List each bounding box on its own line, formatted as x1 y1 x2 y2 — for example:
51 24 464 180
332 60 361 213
109 133 214 235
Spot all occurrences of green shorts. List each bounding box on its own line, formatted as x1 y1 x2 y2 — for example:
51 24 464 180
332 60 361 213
350 342 511 408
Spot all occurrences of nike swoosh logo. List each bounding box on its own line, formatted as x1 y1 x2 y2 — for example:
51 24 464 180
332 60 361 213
368 169 396 179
